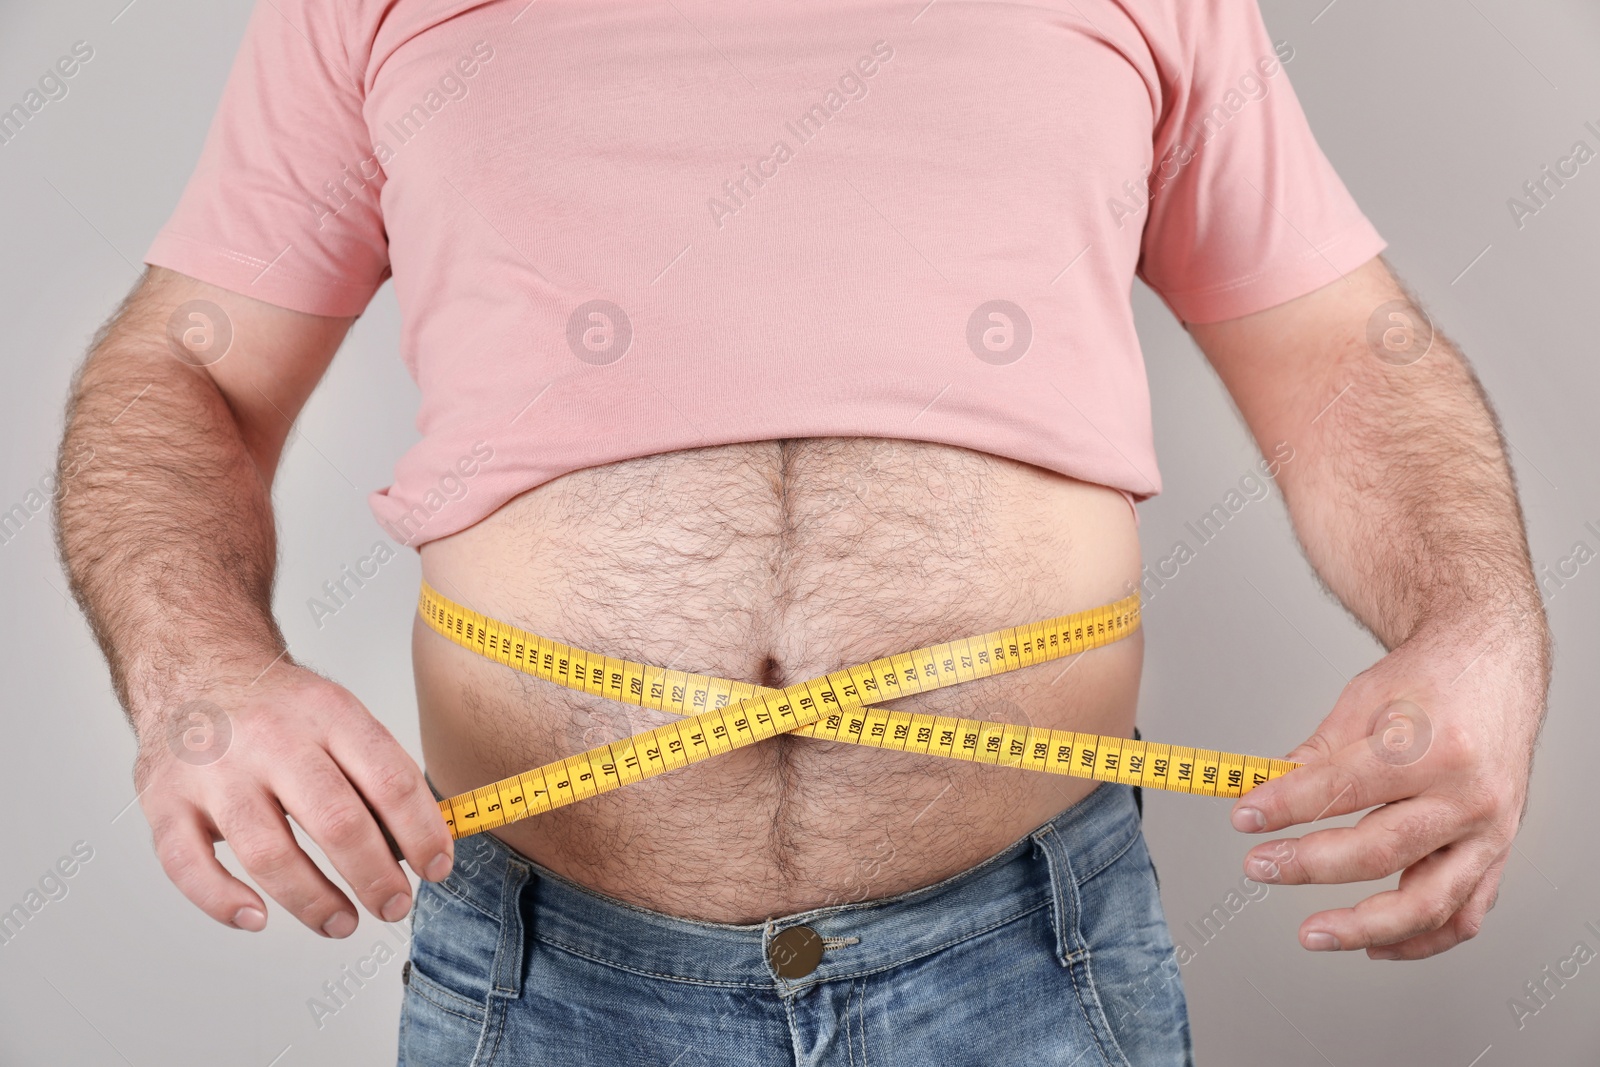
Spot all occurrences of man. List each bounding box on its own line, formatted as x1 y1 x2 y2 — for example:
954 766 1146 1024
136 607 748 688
56 0 1549 1063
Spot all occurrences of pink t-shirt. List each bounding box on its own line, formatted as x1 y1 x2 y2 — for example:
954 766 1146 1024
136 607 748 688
145 0 1384 549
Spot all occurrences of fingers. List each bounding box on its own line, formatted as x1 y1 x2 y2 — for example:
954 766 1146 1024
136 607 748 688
213 783 359 938
1233 705 1441 834
1243 798 1461 886
1366 851 1508 961
1232 749 1395 833
149 803 268 931
327 714 454 885
136 672 453 940
274 752 417 925
1294 841 1494 953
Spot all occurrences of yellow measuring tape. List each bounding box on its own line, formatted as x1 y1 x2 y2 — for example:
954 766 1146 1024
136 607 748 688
418 581 1300 840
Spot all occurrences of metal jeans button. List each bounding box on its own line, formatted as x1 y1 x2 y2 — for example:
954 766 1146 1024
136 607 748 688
768 925 824 978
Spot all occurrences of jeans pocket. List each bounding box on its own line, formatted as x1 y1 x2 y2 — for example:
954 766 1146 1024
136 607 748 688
1070 834 1193 1067
402 957 490 1056
399 875 522 1066
1034 800 1193 1067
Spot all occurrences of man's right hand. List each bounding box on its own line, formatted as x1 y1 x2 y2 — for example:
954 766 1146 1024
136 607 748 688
135 663 454 937
55 267 453 939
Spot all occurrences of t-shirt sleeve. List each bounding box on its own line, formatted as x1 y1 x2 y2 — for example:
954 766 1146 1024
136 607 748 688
1136 0 1386 324
143 0 389 317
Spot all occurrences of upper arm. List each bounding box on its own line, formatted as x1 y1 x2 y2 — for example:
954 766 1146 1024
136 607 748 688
98 266 354 484
107 0 388 481
1184 254 1413 451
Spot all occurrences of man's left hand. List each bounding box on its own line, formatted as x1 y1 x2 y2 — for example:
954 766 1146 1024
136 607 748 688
1229 617 1546 960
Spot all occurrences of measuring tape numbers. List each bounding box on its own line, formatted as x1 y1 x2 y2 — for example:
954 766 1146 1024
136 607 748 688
417 582 1300 840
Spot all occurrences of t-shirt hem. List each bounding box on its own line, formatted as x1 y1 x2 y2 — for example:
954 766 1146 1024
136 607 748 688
369 419 1162 552
143 230 382 318
1156 221 1388 325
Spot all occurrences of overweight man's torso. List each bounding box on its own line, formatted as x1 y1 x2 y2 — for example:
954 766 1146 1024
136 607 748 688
415 437 1142 923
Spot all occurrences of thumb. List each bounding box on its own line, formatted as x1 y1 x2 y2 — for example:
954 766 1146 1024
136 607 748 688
1280 681 1433 771
1281 675 1403 765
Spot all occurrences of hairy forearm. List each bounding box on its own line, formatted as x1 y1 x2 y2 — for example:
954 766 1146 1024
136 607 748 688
1289 327 1539 652
1198 261 1548 664
54 285 284 724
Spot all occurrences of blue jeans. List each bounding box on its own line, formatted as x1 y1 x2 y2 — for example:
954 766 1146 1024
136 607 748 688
399 781 1192 1066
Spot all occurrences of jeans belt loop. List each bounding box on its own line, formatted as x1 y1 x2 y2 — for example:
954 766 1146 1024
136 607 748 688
491 855 530 998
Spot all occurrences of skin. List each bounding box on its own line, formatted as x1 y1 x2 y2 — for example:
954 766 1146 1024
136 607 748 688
55 256 1547 955
412 435 1142 921
56 266 450 937
1191 258 1549 960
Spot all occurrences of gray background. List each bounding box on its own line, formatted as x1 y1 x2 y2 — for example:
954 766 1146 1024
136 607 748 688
2 1 1596 1063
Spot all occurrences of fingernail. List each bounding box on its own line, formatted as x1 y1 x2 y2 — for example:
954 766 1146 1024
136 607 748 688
424 852 453 882
1232 806 1266 833
381 893 412 923
1369 947 1399 960
1305 931 1341 951
322 912 357 939
231 907 266 932
1247 857 1280 883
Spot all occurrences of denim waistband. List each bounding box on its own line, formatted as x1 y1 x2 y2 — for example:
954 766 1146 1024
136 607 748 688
427 778 1143 992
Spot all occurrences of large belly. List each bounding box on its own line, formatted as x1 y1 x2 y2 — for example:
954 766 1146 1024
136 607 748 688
414 438 1142 922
